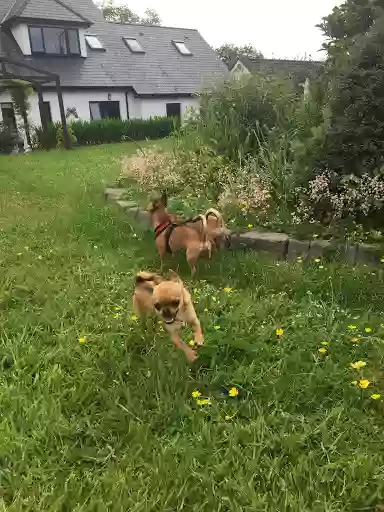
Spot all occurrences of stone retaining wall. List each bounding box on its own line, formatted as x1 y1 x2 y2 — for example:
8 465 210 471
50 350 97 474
105 188 384 266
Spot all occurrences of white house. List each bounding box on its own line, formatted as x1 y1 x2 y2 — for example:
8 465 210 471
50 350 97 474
0 0 228 135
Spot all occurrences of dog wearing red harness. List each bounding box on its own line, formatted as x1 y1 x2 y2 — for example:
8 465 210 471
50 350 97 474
148 192 212 276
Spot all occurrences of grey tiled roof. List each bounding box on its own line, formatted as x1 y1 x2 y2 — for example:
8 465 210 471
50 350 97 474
0 0 228 95
233 56 323 84
2 0 90 24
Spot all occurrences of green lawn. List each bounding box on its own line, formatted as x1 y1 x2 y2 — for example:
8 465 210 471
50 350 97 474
1 143 384 511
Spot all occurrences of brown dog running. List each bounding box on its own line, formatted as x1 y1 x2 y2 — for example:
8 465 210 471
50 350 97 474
148 192 212 275
133 270 203 362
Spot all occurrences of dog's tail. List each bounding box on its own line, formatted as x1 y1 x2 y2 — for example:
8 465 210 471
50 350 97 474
205 208 225 228
194 214 208 245
135 271 162 289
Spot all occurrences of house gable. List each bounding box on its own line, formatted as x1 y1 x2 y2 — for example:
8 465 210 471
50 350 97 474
3 0 90 25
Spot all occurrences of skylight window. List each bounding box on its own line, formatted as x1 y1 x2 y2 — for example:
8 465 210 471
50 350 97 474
85 35 104 50
123 38 145 53
173 40 192 56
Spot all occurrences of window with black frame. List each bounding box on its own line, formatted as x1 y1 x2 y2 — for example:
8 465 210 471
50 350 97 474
89 101 121 120
29 26 80 55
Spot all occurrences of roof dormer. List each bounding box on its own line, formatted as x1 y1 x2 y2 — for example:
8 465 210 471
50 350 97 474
2 0 91 57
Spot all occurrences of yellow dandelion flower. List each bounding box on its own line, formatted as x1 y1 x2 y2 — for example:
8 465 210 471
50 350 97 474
188 340 195 346
228 387 239 397
214 325 221 330
371 393 381 400
247 224 253 229
358 379 370 389
276 328 284 337
364 327 372 333
318 347 328 354
350 337 361 343
130 314 138 322
223 287 232 293
191 390 201 398
350 360 367 370
196 398 211 405
348 324 358 330
78 336 88 343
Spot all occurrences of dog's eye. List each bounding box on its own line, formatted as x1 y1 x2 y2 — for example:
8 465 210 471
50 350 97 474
170 300 179 308
154 303 161 310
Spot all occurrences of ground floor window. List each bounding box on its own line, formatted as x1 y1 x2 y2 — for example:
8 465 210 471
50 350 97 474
1 102 17 130
166 102 181 124
89 101 121 120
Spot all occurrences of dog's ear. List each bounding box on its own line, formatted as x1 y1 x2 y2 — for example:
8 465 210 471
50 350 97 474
169 269 181 283
161 190 168 207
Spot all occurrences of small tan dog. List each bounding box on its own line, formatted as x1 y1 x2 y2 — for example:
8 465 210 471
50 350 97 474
133 270 204 362
148 193 212 275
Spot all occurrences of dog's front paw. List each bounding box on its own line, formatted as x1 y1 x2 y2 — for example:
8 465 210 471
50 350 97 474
194 336 204 347
186 349 198 362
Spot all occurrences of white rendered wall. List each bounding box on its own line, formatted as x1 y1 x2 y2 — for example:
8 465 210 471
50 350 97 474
0 90 199 127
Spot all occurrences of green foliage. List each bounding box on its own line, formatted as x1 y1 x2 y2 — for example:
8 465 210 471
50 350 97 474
32 117 173 148
55 122 77 149
102 1 161 24
320 0 384 175
187 74 297 161
0 122 16 153
32 123 57 150
215 43 264 63
72 117 173 145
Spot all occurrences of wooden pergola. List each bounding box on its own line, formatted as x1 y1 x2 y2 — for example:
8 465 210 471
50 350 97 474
0 56 72 149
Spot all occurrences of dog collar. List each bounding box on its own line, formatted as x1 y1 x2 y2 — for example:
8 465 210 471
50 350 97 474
154 222 170 238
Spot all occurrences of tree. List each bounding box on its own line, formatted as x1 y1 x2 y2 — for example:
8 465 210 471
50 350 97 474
320 0 384 174
3 80 33 147
102 1 161 25
215 43 263 64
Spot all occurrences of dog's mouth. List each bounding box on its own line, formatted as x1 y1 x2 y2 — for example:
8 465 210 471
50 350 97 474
162 308 179 324
163 317 176 324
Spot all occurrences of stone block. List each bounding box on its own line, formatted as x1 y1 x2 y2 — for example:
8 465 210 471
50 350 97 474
287 239 310 261
116 200 137 210
232 231 289 258
104 187 127 201
307 240 334 260
338 244 358 265
355 243 383 265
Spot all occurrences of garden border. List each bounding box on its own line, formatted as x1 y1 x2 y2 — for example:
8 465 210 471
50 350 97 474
105 188 384 266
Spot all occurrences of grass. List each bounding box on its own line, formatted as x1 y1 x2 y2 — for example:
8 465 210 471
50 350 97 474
1 142 384 511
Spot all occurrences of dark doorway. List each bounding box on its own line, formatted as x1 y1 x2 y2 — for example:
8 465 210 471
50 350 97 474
89 101 121 120
41 101 52 124
166 102 181 124
1 102 17 130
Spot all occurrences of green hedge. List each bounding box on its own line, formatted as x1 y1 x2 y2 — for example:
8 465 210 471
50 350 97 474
33 116 174 149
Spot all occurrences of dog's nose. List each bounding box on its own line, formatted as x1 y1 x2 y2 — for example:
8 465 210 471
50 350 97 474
163 308 172 317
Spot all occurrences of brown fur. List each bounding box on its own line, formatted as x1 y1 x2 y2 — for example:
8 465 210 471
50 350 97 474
148 192 212 275
132 270 203 362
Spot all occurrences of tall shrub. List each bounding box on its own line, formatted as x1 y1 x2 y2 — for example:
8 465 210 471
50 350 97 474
320 0 384 175
187 74 298 161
